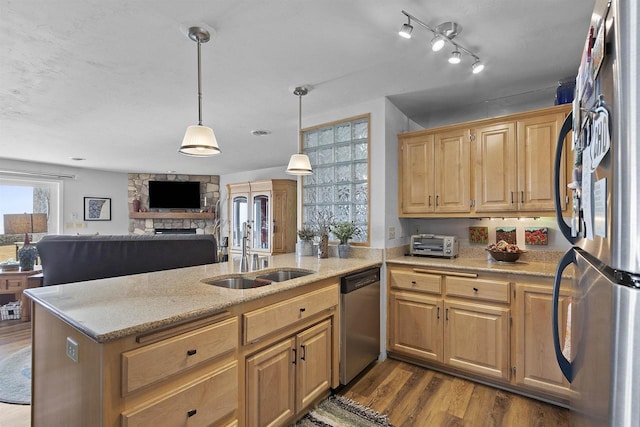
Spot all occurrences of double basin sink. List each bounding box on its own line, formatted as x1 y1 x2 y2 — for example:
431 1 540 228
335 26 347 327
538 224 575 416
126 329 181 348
204 268 316 290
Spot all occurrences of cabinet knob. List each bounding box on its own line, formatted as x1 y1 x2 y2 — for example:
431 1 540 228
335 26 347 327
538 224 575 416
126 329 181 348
411 281 417 286
300 307 306 313
187 349 197 356
187 409 197 417
473 287 478 292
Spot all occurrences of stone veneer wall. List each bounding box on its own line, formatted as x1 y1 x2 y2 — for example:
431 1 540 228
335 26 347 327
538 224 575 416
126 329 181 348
127 174 220 235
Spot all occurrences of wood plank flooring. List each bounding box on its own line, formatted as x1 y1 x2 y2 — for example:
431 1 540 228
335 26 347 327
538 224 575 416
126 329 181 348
341 359 569 427
0 320 568 427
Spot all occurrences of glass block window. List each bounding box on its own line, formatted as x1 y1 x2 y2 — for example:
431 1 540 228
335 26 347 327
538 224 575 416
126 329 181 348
302 114 369 244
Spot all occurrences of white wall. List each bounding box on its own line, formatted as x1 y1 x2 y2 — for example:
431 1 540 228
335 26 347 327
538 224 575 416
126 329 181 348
0 159 129 235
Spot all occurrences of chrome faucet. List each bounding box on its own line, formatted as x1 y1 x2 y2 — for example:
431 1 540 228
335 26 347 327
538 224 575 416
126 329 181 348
240 222 250 272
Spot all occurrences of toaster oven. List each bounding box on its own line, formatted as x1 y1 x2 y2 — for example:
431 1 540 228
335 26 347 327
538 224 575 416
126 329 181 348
410 234 459 258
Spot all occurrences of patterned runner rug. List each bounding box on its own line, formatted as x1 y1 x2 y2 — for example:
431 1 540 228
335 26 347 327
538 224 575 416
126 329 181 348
297 395 394 427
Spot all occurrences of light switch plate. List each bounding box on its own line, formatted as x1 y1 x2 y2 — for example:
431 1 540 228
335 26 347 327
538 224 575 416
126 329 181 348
388 227 396 240
66 337 78 363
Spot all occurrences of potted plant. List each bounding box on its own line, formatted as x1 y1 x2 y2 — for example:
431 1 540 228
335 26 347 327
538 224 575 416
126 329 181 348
310 210 335 259
331 221 361 259
296 225 315 257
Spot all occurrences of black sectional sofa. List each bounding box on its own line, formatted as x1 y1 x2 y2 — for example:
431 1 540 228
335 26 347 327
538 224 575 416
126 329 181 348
37 234 218 286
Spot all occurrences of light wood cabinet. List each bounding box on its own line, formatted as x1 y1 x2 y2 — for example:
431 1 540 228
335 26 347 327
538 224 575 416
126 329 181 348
513 282 571 398
246 319 333 427
399 105 571 217
444 300 510 381
398 127 471 215
228 179 297 255
387 265 511 382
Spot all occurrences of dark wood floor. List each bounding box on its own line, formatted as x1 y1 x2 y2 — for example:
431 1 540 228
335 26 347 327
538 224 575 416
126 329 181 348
340 359 569 427
0 320 568 427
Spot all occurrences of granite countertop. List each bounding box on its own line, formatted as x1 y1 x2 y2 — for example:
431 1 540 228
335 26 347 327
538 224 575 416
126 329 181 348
25 253 381 343
386 254 569 279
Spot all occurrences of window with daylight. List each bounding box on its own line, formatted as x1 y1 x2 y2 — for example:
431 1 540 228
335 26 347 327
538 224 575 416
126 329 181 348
302 114 370 244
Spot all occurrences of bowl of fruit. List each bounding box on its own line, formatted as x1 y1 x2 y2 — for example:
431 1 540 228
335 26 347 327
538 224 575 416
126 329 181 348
486 240 526 262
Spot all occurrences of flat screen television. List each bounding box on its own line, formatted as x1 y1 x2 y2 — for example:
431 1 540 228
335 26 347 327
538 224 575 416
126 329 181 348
148 181 200 209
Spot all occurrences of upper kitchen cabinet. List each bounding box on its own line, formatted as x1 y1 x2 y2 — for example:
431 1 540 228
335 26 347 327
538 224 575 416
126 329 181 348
398 126 471 216
228 179 297 255
399 105 571 218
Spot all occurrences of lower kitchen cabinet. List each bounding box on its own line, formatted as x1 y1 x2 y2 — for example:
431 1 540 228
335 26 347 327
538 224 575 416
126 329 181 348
387 265 511 382
388 291 443 362
444 300 510 381
514 282 571 398
246 319 332 427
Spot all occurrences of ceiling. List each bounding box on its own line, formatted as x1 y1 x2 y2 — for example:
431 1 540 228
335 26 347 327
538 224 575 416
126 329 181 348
1 0 595 176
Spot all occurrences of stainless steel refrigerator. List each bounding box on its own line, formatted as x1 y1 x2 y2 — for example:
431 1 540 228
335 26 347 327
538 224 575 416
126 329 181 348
552 0 640 425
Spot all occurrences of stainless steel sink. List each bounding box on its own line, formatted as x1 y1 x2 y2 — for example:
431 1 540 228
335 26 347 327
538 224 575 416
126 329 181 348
204 269 315 289
255 269 315 282
205 276 273 290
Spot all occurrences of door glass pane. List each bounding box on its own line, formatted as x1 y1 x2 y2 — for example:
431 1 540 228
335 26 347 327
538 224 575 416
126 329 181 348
253 195 270 250
232 196 248 249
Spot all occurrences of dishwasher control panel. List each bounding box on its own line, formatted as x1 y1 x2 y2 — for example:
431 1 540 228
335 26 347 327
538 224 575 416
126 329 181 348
341 267 380 293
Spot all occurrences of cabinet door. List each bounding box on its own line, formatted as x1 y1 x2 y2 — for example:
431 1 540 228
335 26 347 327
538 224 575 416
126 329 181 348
296 320 332 411
399 134 435 214
246 337 296 427
389 291 443 362
473 122 518 212
434 128 470 213
444 300 510 381
252 192 271 252
230 194 249 252
514 283 571 397
516 113 566 211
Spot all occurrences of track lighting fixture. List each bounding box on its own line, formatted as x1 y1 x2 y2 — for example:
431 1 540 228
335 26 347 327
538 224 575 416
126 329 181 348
399 10 484 74
430 35 445 52
448 50 461 64
399 16 413 39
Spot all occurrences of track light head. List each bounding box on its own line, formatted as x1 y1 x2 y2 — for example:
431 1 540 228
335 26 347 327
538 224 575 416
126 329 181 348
399 21 413 39
472 60 485 74
448 50 461 64
431 35 445 52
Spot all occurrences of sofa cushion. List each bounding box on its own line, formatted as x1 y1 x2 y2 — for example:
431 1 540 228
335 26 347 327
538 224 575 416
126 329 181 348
37 234 217 286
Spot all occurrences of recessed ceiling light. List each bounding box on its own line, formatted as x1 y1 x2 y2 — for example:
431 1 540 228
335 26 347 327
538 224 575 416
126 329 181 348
251 129 271 136
70 157 85 161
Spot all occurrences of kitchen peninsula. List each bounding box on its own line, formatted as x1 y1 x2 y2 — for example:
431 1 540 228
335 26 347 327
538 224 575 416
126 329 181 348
25 253 381 427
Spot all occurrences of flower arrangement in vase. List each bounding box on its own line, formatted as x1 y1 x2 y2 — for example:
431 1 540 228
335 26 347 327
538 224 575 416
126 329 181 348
331 221 361 258
310 210 335 259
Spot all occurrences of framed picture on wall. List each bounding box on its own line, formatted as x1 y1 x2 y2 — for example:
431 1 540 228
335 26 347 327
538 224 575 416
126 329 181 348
84 197 111 221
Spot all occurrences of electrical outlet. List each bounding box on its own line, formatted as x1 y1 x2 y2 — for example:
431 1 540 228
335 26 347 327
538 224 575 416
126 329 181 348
388 227 396 240
66 337 78 363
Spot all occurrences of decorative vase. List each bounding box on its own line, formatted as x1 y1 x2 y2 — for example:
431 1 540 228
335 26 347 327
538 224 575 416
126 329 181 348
297 241 313 257
318 234 329 259
18 234 38 271
132 198 141 212
338 243 350 259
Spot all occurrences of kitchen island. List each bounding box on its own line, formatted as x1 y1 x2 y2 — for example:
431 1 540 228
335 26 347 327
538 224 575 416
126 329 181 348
25 253 381 427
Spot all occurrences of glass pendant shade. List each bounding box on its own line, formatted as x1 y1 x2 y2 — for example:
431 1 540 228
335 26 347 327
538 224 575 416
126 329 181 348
179 125 220 156
286 153 313 175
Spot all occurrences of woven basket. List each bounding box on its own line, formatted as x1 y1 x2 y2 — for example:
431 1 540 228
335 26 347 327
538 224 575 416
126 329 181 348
487 250 522 262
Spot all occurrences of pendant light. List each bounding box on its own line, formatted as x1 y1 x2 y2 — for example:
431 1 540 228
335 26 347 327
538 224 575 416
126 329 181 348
179 26 221 157
286 86 313 175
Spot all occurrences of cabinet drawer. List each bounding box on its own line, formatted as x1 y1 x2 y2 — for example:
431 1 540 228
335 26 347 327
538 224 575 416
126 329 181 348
389 270 442 295
2 278 25 291
122 317 238 395
244 285 338 344
122 360 238 427
445 277 510 303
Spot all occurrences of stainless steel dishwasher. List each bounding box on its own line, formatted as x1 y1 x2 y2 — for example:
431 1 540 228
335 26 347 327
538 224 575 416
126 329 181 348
340 267 381 385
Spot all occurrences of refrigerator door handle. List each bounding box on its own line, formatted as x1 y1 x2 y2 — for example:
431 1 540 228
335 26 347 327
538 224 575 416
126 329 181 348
554 111 577 244
553 248 575 383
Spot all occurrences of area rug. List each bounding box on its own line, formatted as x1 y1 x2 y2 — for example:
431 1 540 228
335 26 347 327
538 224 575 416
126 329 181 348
0 345 31 405
297 395 394 427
